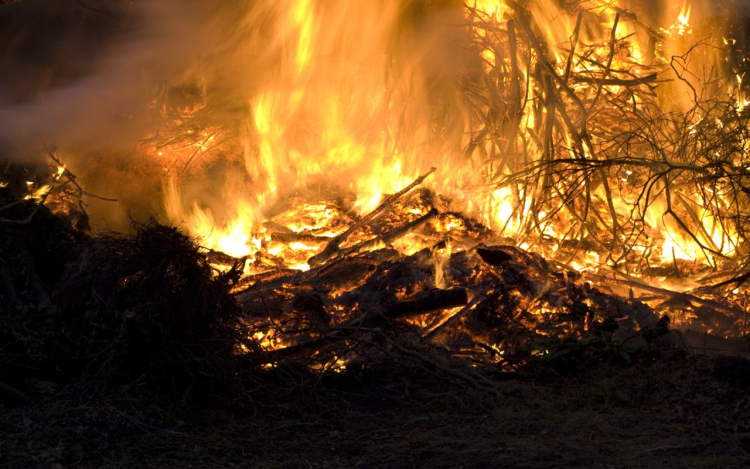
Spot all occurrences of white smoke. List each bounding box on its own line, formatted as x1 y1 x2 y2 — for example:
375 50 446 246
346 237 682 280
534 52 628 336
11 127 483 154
0 0 216 159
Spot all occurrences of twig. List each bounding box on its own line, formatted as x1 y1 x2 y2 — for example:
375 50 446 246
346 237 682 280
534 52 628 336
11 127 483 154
0 379 26 402
588 12 620 112
48 152 118 202
385 288 468 319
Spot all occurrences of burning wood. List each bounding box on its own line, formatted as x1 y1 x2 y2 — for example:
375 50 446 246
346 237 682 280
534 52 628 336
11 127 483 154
8 5 750 468
231 182 680 374
3 0 750 380
116 0 750 296
308 167 437 268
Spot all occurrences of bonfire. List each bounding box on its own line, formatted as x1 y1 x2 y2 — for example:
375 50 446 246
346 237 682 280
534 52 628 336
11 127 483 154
7 1 750 467
2 0 750 396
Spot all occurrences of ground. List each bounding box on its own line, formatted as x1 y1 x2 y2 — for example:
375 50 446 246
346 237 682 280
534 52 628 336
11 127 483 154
3 356 750 469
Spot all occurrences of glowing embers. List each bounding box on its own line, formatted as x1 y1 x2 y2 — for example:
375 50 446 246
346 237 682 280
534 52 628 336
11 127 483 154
273 202 350 234
238 238 675 373
263 202 352 271
148 128 221 171
242 177 487 279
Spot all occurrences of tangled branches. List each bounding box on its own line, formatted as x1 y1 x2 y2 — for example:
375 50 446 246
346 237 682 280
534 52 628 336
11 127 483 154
462 1 750 278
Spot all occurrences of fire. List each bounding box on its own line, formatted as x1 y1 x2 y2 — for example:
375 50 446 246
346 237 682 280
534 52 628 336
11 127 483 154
473 1 504 19
7 0 750 379
675 6 692 36
135 0 748 305
659 3 693 39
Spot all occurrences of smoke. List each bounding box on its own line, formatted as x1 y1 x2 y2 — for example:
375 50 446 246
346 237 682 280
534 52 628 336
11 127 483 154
0 0 216 159
2 0 748 233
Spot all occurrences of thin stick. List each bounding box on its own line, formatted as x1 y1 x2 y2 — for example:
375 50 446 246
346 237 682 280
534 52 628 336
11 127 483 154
329 208 438 262
308 167 436 267
588 13 620 112
48 152 118 202
0 379 26 402
564 11 583 83
423 292 487 341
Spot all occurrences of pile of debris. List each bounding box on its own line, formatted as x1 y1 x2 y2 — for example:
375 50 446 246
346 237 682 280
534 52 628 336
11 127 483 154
0 162 243 403
3 160 742 405
233 169 678 378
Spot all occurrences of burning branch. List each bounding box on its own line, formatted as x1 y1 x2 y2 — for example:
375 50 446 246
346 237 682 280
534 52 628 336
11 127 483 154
0 152 117 225
308 167 436 267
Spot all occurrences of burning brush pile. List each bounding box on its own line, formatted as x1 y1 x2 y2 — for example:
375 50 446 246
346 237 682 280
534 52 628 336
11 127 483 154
232 166 676 378
3 0 750 398
0 160 675 400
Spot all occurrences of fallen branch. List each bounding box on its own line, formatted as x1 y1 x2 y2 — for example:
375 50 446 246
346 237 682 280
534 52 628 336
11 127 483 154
584 271 746 318
423 292 487 340
0 379 26 402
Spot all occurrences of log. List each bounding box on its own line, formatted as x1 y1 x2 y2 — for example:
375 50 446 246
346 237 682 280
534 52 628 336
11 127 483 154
384 288 468 319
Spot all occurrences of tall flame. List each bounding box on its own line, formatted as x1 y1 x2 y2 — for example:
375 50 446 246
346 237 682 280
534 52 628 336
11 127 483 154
154 0 744 277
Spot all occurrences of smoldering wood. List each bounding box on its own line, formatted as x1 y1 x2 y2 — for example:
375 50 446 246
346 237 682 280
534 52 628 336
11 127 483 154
271 232 331 243
256 287 469 362
422 292 488 340
233 180 693 373
206 249 246 266
383 288 468 319
3 1 748 382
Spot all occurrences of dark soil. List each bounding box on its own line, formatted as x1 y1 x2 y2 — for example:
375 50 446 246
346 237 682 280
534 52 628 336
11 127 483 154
3 356 750 469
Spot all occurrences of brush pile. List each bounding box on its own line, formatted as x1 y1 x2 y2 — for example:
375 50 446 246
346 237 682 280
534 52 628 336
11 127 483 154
0 160 687 405
233 169 680 381
0 163 244 403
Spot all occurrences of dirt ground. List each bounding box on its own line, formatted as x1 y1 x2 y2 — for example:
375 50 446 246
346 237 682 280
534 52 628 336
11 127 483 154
3 355 750 469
